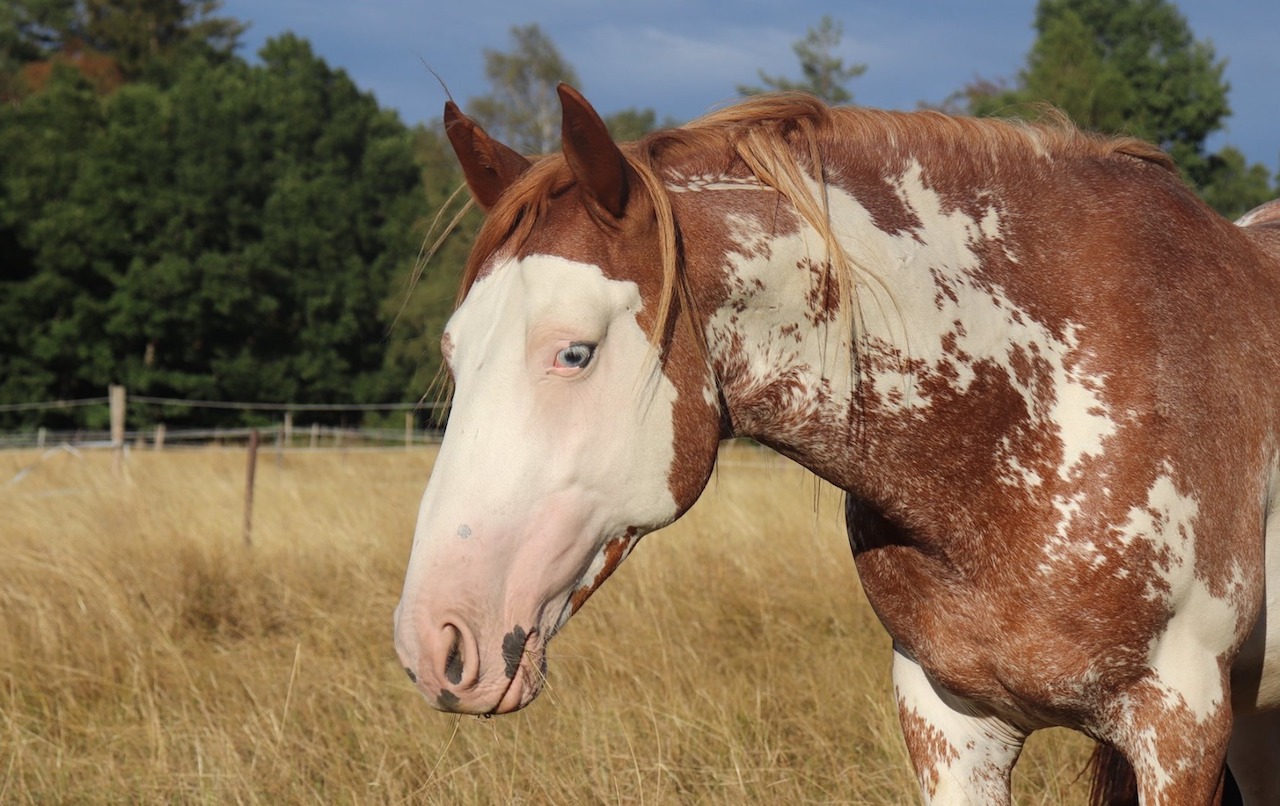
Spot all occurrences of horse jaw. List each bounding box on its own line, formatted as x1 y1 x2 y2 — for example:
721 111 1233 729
394 254 688 714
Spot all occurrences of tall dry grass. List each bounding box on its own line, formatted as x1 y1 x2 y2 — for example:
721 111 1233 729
0 444 1091 803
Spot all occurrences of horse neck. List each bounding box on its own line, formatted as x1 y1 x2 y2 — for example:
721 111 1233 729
678 157 1028 493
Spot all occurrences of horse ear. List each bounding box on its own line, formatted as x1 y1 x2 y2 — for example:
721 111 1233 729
443 101 531 211
558 83 630 220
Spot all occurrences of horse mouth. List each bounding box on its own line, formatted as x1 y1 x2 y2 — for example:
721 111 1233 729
492 628 546 714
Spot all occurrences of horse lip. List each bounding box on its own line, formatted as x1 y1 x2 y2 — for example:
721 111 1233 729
490 628 544 714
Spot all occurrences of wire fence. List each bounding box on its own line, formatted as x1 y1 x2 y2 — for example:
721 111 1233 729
0 425 444 452
0 391 448 452
0 396 449 414
128 395 449 413
0 397 110 413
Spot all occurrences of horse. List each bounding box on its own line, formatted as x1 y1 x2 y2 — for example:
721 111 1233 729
393 83 1280 805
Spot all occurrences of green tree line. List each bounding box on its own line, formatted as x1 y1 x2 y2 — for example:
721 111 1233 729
954 0 1276 219
1 1 442 429
2 0 1274 430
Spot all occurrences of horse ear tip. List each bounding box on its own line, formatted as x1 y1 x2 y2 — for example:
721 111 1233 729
557 83 585 104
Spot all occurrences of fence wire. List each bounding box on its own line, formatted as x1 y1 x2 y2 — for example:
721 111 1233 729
0 393 449 450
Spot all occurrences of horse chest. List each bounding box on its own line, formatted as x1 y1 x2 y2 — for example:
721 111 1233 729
851 542 1074 710
850 460 1269 722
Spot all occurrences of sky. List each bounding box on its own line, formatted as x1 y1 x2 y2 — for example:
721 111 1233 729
218 0 1278 174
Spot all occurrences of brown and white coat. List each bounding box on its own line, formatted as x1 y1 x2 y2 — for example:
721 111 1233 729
395 86 1280 805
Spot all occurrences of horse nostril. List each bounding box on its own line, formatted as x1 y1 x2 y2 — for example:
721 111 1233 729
404 666 418 683
443 623 464 685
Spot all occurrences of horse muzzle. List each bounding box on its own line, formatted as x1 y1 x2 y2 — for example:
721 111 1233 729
394 600 547 715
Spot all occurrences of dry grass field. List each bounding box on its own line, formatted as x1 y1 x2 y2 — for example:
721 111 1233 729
0 442 1092 804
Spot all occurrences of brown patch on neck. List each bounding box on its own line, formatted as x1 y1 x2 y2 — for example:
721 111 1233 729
569 530 635 616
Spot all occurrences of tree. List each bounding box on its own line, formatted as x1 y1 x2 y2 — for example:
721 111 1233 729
0 35 428 428
0 67 106 421
0 0 76 97
1020 8 1132 133
467 24 579 155
0 0 75 69
78 0 244 80
605 107 676 142
466 23 666 155
381 125 481 409
958 0 1272 218
0 0 243 97
739 16 866 104
1198 146 1277 222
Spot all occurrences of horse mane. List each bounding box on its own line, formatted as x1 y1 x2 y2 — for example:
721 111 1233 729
457 94 1176 358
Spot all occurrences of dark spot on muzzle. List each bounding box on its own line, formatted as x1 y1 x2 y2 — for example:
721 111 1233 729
444 636 464 685
437 690 460 711
501 626 528 679
404 666 417 683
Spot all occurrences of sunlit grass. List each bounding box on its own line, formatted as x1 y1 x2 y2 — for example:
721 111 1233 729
0 444 1091 803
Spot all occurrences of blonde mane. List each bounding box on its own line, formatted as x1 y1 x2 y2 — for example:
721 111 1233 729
458 94 1175 359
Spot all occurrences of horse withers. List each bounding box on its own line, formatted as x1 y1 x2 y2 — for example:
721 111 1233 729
394 84 1280 804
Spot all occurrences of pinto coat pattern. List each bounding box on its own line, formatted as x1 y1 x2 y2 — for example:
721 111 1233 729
394 85 1280 805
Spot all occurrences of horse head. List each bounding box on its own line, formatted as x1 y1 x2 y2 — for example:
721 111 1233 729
393 86 722 714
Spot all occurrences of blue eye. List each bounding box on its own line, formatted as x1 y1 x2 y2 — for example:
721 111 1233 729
555 342 596 369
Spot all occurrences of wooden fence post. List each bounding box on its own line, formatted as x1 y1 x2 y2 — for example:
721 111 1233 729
109 384 126 470
283 411 293 445
243 429 259 548
310 422 319 450
37 427 46 449
154 424 166 451
405 411 413 448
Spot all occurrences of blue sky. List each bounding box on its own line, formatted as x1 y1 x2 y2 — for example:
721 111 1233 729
219 0 1277 173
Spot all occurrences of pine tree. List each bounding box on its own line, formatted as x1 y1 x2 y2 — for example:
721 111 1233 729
739 16 866 104
466 24 580 155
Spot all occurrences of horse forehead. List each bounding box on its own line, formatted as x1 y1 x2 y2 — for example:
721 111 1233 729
453 253 643 337
521 187 658 275
517 253 643 311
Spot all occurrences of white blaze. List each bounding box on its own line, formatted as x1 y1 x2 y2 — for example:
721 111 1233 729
401 254 682 645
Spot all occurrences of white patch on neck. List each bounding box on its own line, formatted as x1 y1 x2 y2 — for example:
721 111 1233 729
704 158 1116 490
866 163 1114 478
